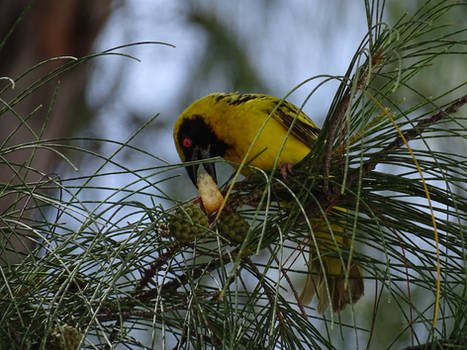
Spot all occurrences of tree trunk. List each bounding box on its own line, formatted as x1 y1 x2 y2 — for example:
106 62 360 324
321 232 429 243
0 0 111 264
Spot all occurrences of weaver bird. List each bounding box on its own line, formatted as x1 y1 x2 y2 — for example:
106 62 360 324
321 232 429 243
173 92 363 313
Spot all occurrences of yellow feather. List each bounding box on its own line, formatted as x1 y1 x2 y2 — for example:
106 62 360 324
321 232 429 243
174 93 317 170
173 92 363 313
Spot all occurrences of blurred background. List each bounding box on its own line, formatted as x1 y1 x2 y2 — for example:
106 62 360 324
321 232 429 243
1 0 465 348
2 0 465 199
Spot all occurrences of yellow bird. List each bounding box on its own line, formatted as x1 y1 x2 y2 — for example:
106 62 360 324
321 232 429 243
173 92 363 313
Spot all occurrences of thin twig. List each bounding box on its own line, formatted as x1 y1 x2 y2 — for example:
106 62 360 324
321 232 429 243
402 338 467 350
306 94 467 218
244 257 286 332
323 52 385 198
347 94 467 186
324 92 351 198
136 243 182 291
137 249 238 302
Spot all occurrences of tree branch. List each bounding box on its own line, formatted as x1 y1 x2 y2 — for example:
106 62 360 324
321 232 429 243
347 93 467 186
402 337 466 350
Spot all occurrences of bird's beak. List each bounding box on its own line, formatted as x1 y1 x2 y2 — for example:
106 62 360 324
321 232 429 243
186 145 217 188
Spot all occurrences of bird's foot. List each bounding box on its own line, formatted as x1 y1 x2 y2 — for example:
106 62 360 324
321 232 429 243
280 161 295 181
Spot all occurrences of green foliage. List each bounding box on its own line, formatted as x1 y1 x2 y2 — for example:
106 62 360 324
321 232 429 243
1 1 466 349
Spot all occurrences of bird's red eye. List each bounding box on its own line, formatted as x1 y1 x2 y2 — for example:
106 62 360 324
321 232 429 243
183 138 192 148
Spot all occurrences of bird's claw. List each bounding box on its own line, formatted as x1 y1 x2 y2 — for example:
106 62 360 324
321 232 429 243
280 161 295 181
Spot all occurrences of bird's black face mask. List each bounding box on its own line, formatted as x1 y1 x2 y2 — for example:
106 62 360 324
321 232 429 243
177 116 228 187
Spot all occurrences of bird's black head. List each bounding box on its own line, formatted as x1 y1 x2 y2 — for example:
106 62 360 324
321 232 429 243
176 115 228 187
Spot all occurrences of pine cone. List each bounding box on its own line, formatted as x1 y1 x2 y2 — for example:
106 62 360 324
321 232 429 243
169 203 209 242
218 212 250 244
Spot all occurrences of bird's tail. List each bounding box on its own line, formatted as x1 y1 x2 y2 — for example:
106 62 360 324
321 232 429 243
299 214 364 313
300 257 364 313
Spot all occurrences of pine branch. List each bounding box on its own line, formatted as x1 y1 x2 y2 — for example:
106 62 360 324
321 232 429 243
402 337 467 350
230 92 466 221
135 241 183 291
323 52 385 198
348 93 467 187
